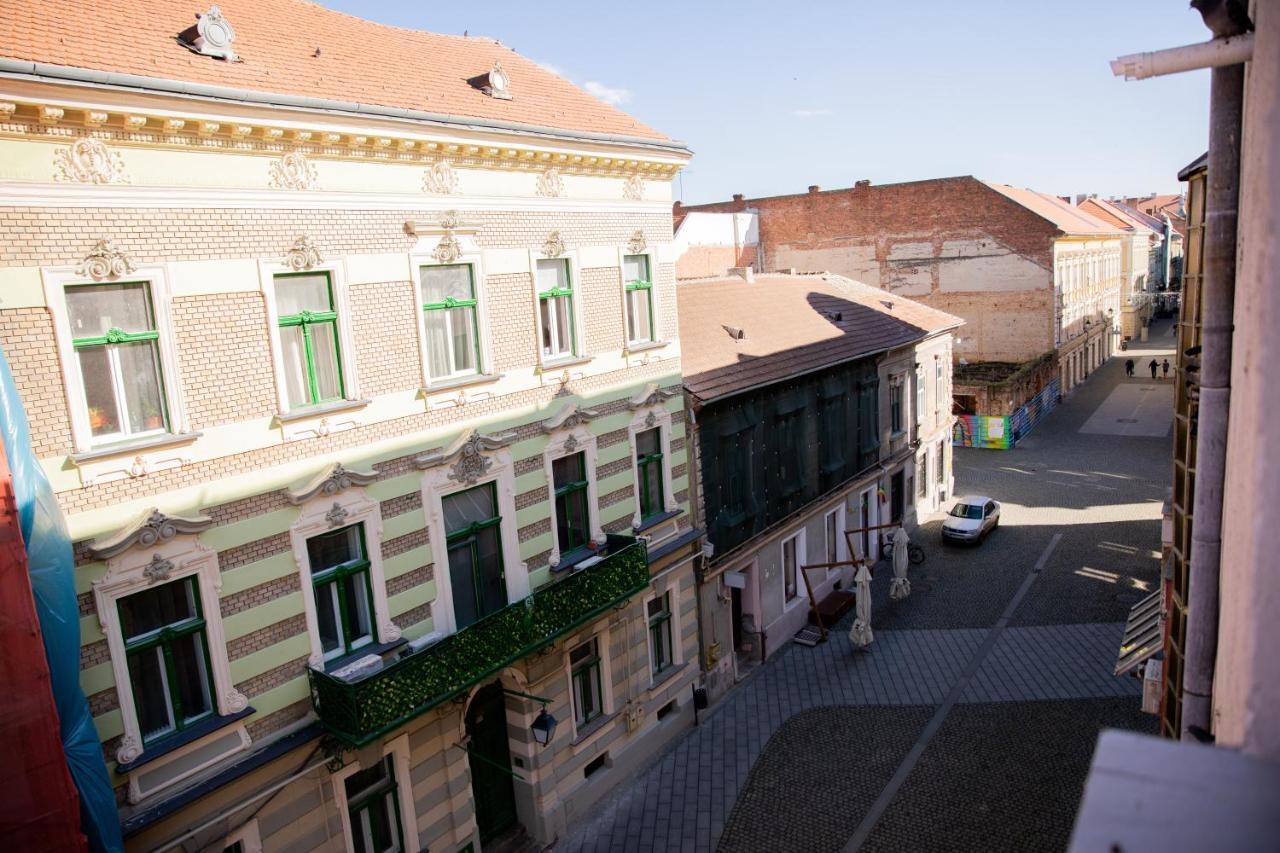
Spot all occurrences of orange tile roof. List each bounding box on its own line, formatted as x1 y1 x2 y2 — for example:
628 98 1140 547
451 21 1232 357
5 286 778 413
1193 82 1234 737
678 273 963 403
1078 197 1160 235
984 184 1124 237
0 0 676 144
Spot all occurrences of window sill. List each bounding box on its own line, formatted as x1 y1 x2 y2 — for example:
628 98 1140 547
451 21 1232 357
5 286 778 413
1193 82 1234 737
71 431 202 464
539 355 593 372
116 706 255 774
571 710 619 748
420 373 504 395
550 544 608 574
648 661 689 693
625 340 669 355
273 398 370 425
320 637 408 677
634 509 681 534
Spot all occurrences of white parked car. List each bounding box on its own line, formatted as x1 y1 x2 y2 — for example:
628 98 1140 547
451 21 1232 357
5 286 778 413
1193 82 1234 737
942 496 1001 544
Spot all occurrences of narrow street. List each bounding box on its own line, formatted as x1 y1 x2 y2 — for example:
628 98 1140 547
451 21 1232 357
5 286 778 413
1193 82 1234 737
554 321 1177 853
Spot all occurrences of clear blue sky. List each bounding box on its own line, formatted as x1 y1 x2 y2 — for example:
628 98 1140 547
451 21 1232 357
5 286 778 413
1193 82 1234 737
320 0 1211 204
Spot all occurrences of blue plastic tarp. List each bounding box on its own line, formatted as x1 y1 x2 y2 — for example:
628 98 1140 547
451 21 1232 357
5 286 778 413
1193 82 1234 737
0 345 123 852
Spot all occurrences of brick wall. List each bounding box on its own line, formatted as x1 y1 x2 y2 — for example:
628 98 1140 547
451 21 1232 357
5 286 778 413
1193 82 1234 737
173 292 278 430
675 245 759 280
0 307 73 456
350 280 421 396
580 266 625 355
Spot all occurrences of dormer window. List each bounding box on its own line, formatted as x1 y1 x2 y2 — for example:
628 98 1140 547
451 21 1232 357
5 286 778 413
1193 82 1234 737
470 62 513 100
178 5 239 62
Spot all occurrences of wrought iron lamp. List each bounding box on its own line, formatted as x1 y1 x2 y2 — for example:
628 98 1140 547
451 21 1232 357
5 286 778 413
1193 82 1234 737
530 707 558 747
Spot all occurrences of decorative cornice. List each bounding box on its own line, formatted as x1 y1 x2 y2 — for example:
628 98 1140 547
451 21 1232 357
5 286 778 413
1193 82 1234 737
287 462 378 505
76 239 135 280
0 100 685 180
282 236 323 271
89 508 214 559
627 229 648 255
53 138 129 185
628 382 677 410
414 428 516 485
541 403 601 433
542 230 566 258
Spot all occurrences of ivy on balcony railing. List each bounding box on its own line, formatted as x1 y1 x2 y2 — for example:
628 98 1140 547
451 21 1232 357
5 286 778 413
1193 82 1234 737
308 534 649 746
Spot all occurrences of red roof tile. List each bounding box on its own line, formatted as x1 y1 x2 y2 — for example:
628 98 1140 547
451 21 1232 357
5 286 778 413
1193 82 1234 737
0 0 675 143
678 273 963 403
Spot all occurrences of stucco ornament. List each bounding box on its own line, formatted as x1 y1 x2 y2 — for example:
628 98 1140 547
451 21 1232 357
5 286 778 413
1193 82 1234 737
325 502 349 528
622 174 645 202
287 462 378 505
542 231 566 258
269 149 317 191
88 508 215 559
53 138 129 185
563 433 580 453
76 239 135 281
142 553 174 583
448 438 494 486
283 236 323 271
434 231 462 265
116 736 143 766
645 411 658 429
627 229 648 255
182 5 239 62
536 167 564 198
225 688 250 712
423 160 459 194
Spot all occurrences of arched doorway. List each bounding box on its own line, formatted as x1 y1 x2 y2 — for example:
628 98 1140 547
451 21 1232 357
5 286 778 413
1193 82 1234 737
465 681 518 844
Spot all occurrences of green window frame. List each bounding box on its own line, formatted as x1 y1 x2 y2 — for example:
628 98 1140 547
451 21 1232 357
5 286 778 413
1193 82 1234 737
344 755 404 853
553 451 591 555
647 593 673 676
118 576 215 745
623 254 655 345
444 482 507 629
635 427 665 521
307 524 375 662
536 258 576 359
419 263 481 381
890 374 905 434
275 272 345 409
67 281 169 444
570 638 603 727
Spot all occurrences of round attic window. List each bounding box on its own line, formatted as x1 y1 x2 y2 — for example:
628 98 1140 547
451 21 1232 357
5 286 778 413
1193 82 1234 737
197 6 236 50
489 64 509 95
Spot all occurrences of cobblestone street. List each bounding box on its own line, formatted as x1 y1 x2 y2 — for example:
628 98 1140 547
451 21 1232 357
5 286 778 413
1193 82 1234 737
553 322 1177 853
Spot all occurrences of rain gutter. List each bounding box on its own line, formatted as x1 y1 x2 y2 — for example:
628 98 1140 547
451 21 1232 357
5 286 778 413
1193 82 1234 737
0 58 691 155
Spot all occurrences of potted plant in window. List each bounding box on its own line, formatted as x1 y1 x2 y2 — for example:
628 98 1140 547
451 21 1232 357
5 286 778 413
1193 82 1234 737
141 401 164 431
87 406 108 431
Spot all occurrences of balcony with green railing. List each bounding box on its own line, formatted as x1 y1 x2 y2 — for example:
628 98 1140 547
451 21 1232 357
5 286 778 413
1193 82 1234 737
307 534 650 746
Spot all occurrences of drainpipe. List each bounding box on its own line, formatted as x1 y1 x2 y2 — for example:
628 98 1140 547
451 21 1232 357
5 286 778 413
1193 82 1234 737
1181 0 1249 740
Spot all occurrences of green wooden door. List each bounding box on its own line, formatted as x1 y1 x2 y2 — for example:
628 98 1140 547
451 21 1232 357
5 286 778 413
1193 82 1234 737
465 682 518 843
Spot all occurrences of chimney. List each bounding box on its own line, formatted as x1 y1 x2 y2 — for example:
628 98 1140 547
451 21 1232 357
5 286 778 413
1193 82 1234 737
1074 194 1088 205
854 179 871 189
1058 195 1071 204
730 265 755 283
808 185 821 194
731 193 746 211
732 193 744 202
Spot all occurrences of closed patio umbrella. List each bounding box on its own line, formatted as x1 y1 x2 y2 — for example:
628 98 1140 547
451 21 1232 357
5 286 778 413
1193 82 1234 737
889 526 912 601
848 562 874 648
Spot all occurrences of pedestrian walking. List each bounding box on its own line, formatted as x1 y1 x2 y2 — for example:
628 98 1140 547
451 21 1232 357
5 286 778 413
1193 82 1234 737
1149 359 1159 379
1162 359 1170 379
1125 358 1135 377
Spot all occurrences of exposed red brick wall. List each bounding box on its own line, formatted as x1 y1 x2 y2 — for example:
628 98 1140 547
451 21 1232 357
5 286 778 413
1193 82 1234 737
674 245 759 280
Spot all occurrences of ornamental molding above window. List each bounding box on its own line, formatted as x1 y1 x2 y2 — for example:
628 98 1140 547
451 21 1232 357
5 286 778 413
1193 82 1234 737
628 382 677 410
542 230 567 258
627 229 648 255
282 236 323 271
89 508 214 560
434 230 462 264
287 462 378 505
53 138 129 185
76 239 135 281
541 402 601 434
536 167 565 198
415 428 517 485
268 149 317 191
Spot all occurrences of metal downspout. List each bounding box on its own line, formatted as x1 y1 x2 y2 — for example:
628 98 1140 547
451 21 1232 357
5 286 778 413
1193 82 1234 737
1181 0 1249 740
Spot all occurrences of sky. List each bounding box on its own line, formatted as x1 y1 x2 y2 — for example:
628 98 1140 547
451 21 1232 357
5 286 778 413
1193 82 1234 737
319 0 1211 204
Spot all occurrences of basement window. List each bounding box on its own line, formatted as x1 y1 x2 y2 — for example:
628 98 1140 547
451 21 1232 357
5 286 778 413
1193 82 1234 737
657 700 677 721
584 753 609 779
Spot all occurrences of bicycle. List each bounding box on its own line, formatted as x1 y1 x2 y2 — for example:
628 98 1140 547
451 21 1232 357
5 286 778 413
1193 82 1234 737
880 534 926 565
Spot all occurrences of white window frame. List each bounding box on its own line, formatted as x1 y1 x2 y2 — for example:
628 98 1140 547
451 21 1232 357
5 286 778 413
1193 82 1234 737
222 819 263 853
544 423 605 567
410 242 494 389
618 248 660 348
643 583 683 683
43 263 190 454
92 534 249 798
564 627 614 740
780 529 807 610
290 487 398 669
331 733 417 853
627 405 679 528
257 257 361 416
916 369 926 429
935 358 945 427
823 505 846 578
889 372 906 436
529 249 584 366
421 446 528 636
